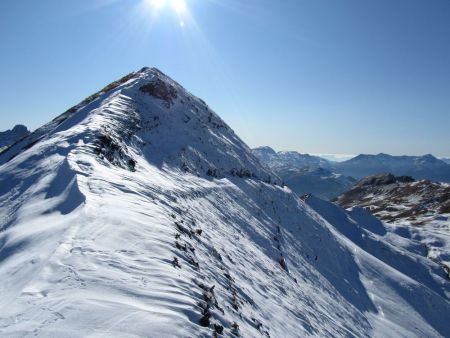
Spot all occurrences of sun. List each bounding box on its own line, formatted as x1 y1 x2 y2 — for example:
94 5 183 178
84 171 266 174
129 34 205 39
151 0 187 13
152 0 166 9
140 0 193 29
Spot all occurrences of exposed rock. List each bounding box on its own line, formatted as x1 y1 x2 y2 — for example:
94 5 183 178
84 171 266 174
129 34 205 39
337 173 450 224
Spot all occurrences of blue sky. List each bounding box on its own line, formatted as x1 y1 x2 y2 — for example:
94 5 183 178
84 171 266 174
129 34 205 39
1 0 449 156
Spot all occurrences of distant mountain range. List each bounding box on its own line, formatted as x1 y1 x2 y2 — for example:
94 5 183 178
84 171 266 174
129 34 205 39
252 146 331 170
333 153 450 183
0 124 29 149
254 147 450 190
252 147 352 199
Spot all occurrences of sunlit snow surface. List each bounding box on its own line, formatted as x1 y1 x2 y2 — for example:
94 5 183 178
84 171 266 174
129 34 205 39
0 68 449 337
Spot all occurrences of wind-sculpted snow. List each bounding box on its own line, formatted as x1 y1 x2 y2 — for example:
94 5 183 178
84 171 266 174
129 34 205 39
0 68 449 337
304 196 450 336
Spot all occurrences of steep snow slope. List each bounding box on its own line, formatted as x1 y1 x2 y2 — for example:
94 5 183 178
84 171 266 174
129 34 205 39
305 196 450 336
0 68 449 337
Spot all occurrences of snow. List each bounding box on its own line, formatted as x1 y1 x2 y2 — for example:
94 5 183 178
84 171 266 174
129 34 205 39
333 153 450 182
0 68 449 337
336 174 450 277
252 146 331 170
252 148 355 200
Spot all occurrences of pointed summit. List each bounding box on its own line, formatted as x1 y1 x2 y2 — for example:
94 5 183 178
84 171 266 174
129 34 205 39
0 68 276 183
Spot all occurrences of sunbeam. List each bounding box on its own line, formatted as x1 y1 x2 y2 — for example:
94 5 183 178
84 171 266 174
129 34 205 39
149 0 187 14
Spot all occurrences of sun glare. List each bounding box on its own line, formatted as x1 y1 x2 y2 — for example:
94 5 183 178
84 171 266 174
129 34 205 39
141 0 194 30
170 0 187 13
152 0 166 9
151 0 187 13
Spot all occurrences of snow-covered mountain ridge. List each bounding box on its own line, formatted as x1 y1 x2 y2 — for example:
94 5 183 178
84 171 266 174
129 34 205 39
336 173 450 281
253 147 450 184
334 153 450 183
252 147 354 200
337 173 450 224
0 68 449 337
252 146 331 170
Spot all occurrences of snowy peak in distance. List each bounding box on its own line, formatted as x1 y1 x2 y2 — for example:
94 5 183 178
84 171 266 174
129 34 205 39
334 153 450 183
252 146 331 170
252 146 276 154
348 153 443 165
251 146 277 163
252 147 354 200
0 124 29 149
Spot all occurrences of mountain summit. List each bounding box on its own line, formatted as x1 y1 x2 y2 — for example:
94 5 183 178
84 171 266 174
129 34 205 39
0 68 274 183
0 68 449 337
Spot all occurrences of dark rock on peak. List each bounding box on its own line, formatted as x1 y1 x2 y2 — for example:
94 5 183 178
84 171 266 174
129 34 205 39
140 79 178 107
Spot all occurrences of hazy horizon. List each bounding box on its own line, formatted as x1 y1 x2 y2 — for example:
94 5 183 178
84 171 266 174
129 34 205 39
252 147 450 160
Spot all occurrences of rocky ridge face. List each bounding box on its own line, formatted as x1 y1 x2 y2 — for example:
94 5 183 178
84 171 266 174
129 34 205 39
337 173 450 224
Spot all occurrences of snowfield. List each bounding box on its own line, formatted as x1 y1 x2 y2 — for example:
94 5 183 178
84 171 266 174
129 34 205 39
0 68 449 337
336 173 450 280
